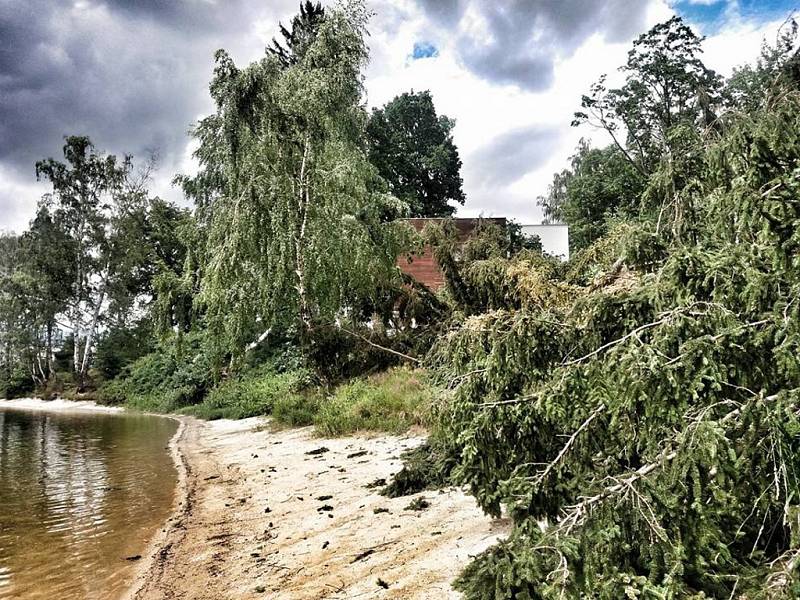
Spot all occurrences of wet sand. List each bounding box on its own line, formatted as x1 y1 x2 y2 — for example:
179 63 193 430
127 417 509 599
0 397 124 413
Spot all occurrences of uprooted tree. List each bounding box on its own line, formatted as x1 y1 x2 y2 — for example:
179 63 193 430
410 18 800 599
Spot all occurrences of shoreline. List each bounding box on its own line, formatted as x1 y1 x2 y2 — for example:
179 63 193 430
0 397 125 413
122 416 191 600
125 417 509 599
0 399 508 598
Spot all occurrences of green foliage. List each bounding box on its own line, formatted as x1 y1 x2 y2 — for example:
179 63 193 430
303 323 403 383
97 331 215 411
314 367 433 436
0 363 35 399
434 88 800 599
367 90 465 217
381 440 455 498
538 141 645 253
183 365 315 421
267 1 326 67
425 220 571 315
179 0 410 361
272 391 321 427
93 321 154 380
5 135 194 390
725 18 800 114
575 16 722 175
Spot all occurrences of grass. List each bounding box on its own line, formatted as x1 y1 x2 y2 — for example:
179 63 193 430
101 348 436 437
271 391 321 427
180 367 315 421
314 367 434 436
185 364 435 435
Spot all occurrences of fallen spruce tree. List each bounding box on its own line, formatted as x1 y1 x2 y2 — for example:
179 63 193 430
419 90 800 598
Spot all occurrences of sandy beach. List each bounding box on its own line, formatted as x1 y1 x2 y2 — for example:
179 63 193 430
124 417 509 600
0 397 125 413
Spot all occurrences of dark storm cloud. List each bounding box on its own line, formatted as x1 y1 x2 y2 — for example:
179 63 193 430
471 124 560 187
416 0 464 26
416 0 654 91
0 0 286 179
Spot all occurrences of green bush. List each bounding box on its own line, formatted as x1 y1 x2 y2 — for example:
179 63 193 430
0 363 35 399
304 323 399 383
94 322 154 380
97 330 215 411
314 367 433 436
272 391 320 426
182 367 314 420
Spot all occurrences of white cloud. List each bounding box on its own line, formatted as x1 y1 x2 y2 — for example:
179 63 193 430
0 0 791 233
362 0 787 223
0 165 48 234
364 0 675 222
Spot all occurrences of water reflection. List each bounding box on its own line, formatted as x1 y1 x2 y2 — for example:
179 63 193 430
0 408 178 599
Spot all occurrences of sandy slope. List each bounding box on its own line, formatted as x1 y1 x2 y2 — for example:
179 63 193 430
128 417 508 600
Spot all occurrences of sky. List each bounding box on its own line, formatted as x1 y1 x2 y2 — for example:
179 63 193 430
0 0 797 233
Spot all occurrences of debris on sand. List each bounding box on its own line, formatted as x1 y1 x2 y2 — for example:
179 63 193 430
305 446 329 456
404 497 430 512
128 418 507 599
364 477 386 489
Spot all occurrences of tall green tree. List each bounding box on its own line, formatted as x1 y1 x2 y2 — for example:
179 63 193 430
0 234 31 396
574 16 722 175
725 17 800 113
19 208 76 378
367 90 465 217
267 1 326 67
34 136 163 383
179 0 409 362
35 136 128 381
538 141 645 253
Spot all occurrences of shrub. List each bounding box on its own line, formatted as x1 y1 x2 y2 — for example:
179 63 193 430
304 323 400 383
0 363 35 399
314 367 433 436
97 330 215 411
182 367 315 420
272 391 320 426
94 322 154 380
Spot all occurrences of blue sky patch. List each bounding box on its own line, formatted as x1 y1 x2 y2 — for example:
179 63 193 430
411 42 439 60
673 0 799 33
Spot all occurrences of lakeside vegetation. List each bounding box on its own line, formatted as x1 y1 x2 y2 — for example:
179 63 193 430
2 0 800 596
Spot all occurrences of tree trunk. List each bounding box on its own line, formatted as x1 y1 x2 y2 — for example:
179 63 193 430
79 281 107 378
46 321 54 379
295 135 312 332
72 216 86 376
72 310 82 375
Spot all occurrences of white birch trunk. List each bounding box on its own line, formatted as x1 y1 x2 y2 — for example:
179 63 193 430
295 135 312 330
79 279 107 376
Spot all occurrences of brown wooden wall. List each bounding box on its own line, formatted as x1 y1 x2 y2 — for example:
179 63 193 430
397 218 506 291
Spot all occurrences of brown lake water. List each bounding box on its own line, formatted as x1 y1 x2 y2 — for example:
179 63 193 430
0 407 178 599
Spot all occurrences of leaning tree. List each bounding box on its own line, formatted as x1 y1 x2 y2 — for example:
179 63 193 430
178 0 409 363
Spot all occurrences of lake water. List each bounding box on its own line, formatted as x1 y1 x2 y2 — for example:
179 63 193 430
0 407 178 599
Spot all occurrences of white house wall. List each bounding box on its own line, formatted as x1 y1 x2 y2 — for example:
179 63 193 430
521 224 569 261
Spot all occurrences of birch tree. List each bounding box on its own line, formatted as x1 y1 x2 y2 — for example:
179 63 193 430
179 0 408 360
34 136 149 384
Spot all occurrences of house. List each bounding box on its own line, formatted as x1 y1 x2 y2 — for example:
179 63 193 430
521 223 570 261
397 218 570 291
397 218 509 291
